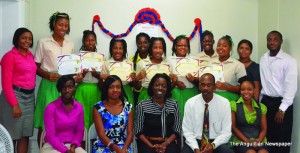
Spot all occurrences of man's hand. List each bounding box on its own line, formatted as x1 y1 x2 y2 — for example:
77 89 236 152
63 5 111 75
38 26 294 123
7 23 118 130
274 110 285 124
201 143 213 153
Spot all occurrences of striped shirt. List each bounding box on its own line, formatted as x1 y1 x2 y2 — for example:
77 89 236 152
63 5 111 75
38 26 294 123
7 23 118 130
135 98 181 138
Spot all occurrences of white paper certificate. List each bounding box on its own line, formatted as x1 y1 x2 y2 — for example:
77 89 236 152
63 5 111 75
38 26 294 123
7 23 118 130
57 54 81 75
145 63 170 84
199 65 224 82
80 51 104 72
109 61 133 81
174 57 200 77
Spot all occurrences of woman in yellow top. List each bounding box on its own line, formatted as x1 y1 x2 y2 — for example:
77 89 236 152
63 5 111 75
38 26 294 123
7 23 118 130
230 80 269 153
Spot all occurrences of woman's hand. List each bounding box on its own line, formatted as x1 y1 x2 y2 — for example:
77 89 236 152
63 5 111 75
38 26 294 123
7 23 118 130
215 81 227 90
91 68 100 79
176 81 186 90
136 70 146 81
48 73 60 82
74 72 84 83
129 72 136 81
12 104 22 118
186 73 195 82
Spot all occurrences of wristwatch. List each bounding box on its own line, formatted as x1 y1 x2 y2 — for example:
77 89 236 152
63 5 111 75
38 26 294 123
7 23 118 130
211 143 216 149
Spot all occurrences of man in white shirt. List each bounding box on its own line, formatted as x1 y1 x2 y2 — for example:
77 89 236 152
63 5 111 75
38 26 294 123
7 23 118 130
181 73 233 153
260 30 298 153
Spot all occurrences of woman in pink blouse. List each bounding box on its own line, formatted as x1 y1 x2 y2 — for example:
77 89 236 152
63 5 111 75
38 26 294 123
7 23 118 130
42 75 86 153
0 27 37 153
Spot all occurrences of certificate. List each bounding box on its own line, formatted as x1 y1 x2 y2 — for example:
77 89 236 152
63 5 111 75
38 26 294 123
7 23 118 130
57 54 81 75
174 57 200 77
145 63 170 84
109 61 133 81
199 65 224 82
80 51 104 72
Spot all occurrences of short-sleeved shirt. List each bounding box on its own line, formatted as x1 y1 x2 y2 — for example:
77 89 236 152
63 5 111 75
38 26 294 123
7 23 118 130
197 51 218 66
136 58 169 88
246 62 260 82
129 54 149 71
230 97 267 143
211 57 246 89
34 36 75 72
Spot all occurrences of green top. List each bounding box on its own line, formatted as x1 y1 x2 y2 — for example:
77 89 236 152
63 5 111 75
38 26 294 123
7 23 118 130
230 97 267 143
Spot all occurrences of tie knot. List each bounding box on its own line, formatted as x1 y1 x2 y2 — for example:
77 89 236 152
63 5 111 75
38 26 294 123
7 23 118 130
205 103 208 108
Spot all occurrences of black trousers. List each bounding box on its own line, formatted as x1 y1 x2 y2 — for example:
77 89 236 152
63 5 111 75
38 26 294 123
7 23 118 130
261 95 293 153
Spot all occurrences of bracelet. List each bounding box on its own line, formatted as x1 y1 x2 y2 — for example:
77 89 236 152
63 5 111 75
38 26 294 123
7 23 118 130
278 109 285 114
107 142 114 149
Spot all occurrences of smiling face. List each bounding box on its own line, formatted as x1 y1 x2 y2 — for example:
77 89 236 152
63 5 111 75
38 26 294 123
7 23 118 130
202 35 215 52
175 38 189 57
112 42 124 61
53 18 69 38
107 80 122 100
240 81 254 102
84 34 96 51
238 43 252 59
61 80 75 101
152 77 167 99
151 40 164 60
17 32 33 52
217 39 231 59
137 36 150 54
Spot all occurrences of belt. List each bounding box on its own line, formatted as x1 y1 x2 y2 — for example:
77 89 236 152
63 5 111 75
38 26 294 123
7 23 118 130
13 85 35 94
147 137 168 141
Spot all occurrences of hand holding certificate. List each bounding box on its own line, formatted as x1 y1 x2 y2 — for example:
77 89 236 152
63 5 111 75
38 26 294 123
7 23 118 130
80 51 104 72
57 54 81 75
199 65 224 82
109 61 133 82
145 63 171 84
174 57 200 77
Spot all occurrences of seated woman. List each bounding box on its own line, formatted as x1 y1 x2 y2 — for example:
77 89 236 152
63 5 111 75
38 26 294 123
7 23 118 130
230 80 268 153
92 75 133 153
135 73 181 153
42 75 86 153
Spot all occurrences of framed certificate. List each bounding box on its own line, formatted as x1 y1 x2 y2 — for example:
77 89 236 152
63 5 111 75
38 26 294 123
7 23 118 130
57 54 81 75
145 63 171 84
199 65 224 82
174 57 200 77
80 51 105 72
109 61 133 81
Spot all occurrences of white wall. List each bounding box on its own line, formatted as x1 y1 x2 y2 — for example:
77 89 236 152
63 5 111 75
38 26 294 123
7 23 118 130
29 0 258 61
258 0 300 152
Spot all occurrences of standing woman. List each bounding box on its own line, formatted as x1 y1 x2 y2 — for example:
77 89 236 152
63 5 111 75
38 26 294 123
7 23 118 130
230 80 268 153
102 38 135 105
135 73 181 153
135 37 170 102
75 30 102 130
167 35 199 118
212 35 247 101
130 32 150 106
0 27 36 153
237 39 261 101
92 75 133 153
34 12 75 144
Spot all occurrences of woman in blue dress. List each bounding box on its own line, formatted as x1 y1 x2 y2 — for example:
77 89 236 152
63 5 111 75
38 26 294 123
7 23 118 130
92 75 133 153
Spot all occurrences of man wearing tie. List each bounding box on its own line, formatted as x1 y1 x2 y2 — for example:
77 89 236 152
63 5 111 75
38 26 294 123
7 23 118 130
181 73 233 153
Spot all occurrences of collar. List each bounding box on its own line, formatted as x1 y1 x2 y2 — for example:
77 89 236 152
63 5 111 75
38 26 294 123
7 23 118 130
236 97 259 108
199 51 218 58
11 47 32 56
268 49 284 59
211 56 234 64
56 97 76 110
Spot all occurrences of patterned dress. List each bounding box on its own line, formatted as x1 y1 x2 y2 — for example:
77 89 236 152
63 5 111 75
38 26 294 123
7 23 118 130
92 101 132 153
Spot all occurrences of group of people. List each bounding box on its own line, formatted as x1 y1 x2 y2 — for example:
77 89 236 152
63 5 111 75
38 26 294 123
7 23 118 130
0 11 297 153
